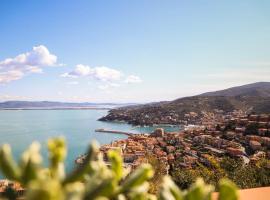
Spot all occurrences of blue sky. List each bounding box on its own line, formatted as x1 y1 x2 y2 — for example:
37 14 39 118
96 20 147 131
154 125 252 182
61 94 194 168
0 0 270 103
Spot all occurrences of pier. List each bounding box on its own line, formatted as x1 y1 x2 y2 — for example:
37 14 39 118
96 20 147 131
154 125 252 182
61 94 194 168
95 128 134 136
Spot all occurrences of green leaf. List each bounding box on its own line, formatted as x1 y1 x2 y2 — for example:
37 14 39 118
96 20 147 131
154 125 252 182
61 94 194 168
0 144 21 180
120 164 154 193
48 137 67 179
48 137 67 164
19 142 42 185
185 178 214 200
83 174 116 199
26 178 64 200
218 179 239 200
63 142 99 185
64 182 85 200
108 149 123 181
159 176 183 200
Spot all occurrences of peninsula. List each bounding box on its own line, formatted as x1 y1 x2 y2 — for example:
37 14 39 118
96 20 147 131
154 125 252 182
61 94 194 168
99 82 270 126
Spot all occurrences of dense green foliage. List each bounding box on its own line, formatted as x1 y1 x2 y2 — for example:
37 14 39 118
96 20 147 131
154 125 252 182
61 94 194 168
0 138 239 200
171 156 270 190
244 123 259 135
144 154 169 194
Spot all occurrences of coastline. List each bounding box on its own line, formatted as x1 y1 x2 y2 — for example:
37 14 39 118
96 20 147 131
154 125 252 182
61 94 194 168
0 107 111 110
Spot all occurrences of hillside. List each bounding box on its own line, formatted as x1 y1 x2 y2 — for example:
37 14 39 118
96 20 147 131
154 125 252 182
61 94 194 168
200 82 270 97
99 82 270 125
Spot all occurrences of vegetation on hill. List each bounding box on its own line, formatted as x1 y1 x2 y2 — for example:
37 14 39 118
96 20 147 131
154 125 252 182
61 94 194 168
171 156 270 190
200 82 270 97
0 138 238 200
100 82 270 125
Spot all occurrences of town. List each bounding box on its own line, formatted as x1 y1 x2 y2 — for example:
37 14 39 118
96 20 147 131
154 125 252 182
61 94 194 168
79 111 270 174
3 110 270 196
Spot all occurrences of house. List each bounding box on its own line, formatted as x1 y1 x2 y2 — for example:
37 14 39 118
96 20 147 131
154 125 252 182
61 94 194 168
249 140 262 151
226 147 244 157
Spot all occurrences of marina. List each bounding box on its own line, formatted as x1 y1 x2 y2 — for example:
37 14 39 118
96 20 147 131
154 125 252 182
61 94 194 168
95 128 135 136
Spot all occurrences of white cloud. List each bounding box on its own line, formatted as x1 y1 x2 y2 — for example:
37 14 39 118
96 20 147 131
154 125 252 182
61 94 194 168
26 66 43 73
93 66 123 81
62 64 123 82
68 64 91 77
98 83 120 90
61 72 77 78
98 85 110 90
109 83 121 87
67 81 79 85
125 75 142 83
0 45 61 84
0 70 24 83
0 94 31 101
62 64 142 92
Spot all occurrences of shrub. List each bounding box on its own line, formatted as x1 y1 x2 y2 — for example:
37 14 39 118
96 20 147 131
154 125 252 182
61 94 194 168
172 156 270 190
0 138 238 200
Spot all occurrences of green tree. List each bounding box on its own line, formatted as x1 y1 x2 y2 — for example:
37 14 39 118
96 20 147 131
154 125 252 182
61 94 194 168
172 156 270 190
245 123 259 135
254 159 270 187
144 153 168 194
171 156 227 189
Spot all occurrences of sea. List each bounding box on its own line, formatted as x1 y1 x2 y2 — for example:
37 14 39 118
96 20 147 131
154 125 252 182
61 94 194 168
0 109 181 173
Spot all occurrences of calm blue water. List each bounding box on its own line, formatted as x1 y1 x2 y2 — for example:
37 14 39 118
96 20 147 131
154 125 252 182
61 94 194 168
0 109 180 173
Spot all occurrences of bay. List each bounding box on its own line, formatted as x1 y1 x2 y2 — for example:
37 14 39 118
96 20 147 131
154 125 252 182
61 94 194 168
0 109 180 173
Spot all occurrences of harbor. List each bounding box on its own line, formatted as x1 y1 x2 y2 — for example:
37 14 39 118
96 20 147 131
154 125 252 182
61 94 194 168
95 128 135 136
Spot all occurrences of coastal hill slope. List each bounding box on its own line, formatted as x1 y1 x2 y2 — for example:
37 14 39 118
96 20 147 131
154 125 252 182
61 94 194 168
99 82 270 125
200 82 270 97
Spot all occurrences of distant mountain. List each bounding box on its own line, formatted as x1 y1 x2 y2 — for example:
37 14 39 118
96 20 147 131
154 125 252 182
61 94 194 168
99 82 270 125
200 82 270 97
0 101 135 109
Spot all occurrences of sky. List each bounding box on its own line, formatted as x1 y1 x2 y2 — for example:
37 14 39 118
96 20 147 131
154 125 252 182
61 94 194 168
0 0 270 103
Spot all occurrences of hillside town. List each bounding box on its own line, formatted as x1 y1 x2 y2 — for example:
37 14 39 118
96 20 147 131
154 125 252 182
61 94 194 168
80 111 270 173
3 110 270 197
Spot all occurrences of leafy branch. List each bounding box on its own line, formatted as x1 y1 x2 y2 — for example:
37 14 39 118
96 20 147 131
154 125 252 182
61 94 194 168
0 138 239 200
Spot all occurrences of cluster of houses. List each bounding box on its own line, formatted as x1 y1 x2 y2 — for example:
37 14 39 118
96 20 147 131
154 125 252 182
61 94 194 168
94 112 270 172
99 106 203 126
0 179 24 197
223 113 270 161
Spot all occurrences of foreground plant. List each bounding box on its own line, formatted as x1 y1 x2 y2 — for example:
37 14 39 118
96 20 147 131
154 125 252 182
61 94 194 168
0 138 239 200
